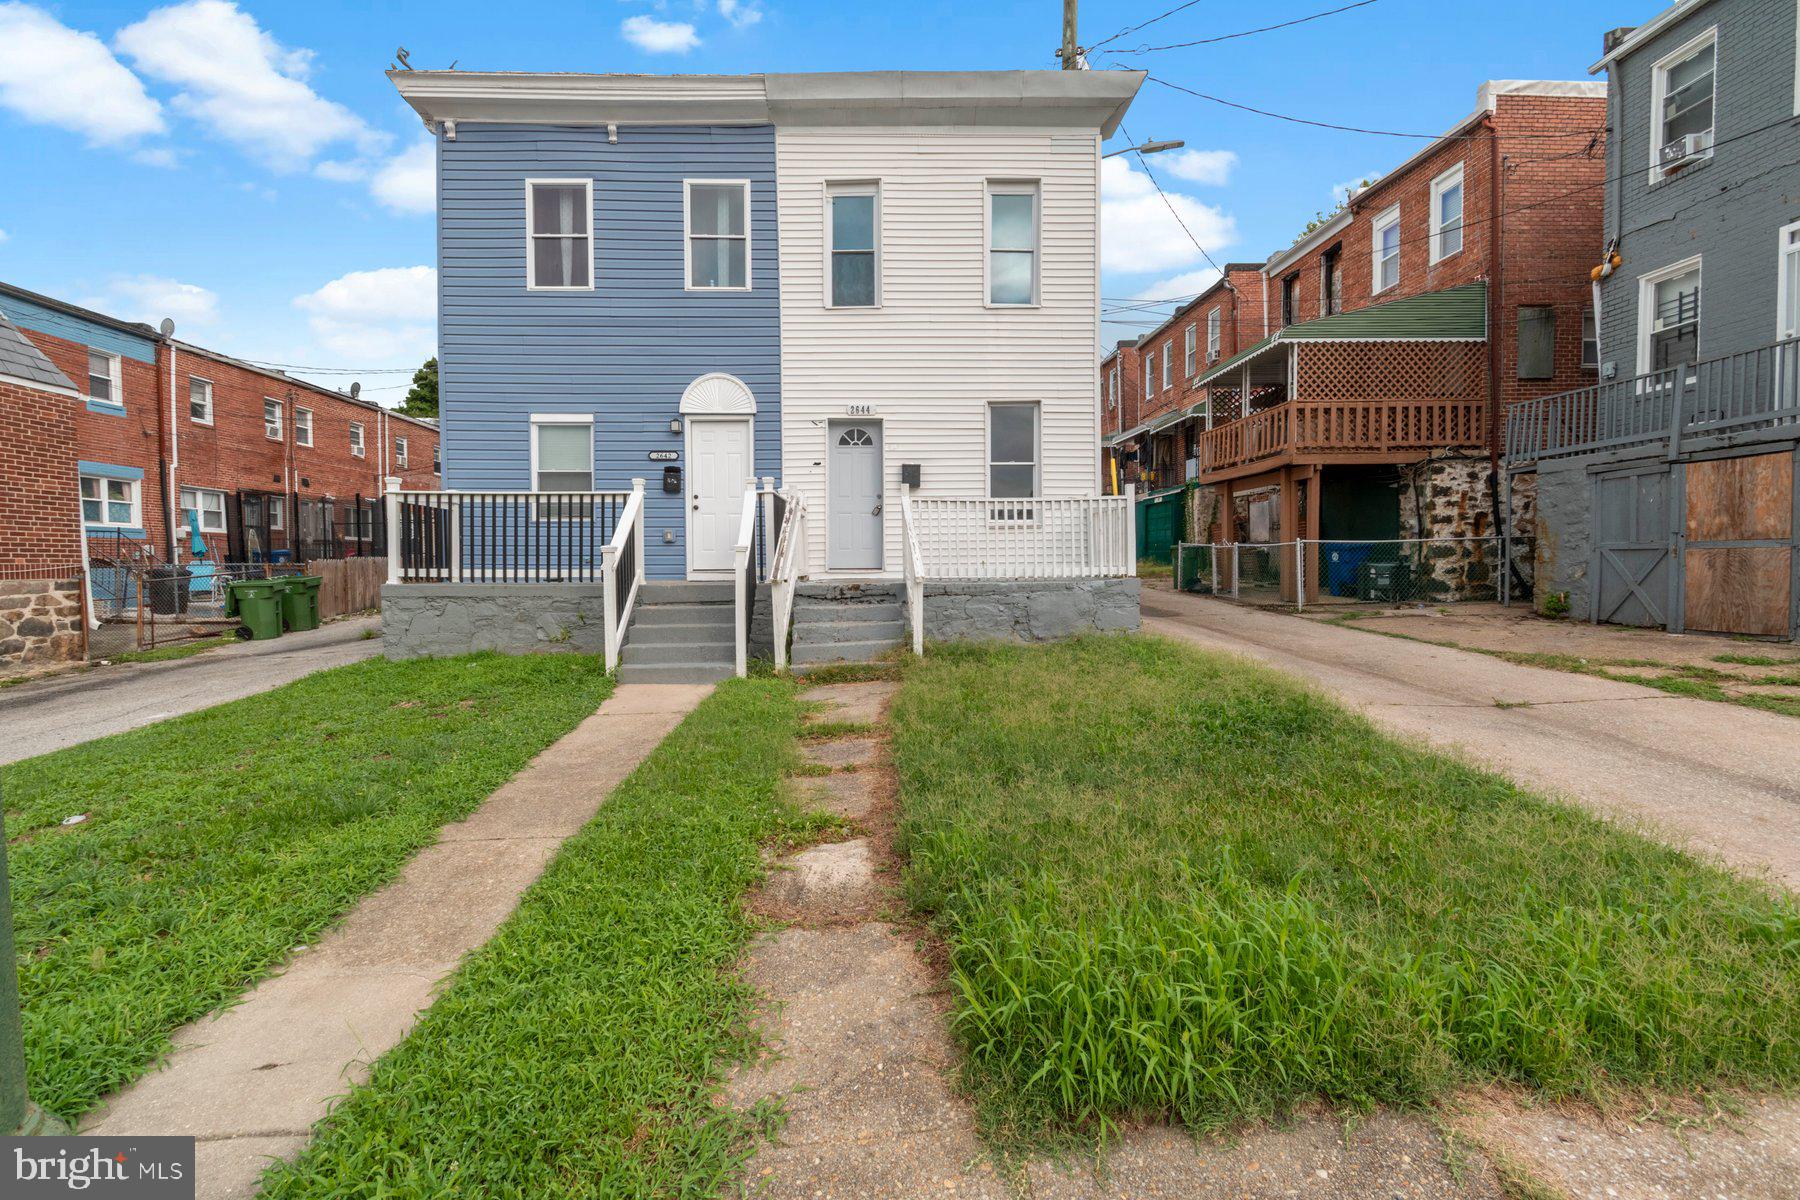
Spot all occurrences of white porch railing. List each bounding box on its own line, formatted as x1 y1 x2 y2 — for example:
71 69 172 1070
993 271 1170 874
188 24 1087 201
732 480 762 679
769 490 808 672
900 490 926 656
601 481 647 672
905 488 1138 581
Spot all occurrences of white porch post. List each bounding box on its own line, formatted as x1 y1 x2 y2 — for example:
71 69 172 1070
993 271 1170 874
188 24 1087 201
1124 483 1138 575
384 477 402 585
631 478 647 582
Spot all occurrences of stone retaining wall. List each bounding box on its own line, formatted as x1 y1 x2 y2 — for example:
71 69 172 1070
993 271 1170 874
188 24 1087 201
382 583 609 660
921 578 1141 642
1397 455 1502 601
0 577 84 669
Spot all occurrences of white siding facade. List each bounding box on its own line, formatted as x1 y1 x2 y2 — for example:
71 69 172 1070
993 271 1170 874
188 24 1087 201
776 126 1102 578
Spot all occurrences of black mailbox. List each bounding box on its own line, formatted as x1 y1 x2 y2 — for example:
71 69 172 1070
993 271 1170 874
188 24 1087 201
900 463 921 488
662 465 682 494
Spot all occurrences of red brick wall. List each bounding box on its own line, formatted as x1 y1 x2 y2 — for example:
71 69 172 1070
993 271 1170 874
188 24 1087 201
0 377 80 568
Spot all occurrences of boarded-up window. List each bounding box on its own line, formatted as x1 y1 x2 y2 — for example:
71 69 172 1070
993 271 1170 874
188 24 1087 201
1518 306 1555 379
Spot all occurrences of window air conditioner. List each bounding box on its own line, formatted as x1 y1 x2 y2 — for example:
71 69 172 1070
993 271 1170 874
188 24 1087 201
1660 130 1712 170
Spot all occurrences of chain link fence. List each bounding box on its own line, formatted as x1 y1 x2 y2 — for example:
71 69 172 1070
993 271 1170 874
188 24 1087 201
1176 537 1536 608
87 561 304 657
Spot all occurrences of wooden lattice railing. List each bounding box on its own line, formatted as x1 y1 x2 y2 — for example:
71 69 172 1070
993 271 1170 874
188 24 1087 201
1196 397 1488 476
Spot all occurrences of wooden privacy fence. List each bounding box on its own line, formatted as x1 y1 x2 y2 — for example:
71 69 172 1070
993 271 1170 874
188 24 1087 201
305 557 386 618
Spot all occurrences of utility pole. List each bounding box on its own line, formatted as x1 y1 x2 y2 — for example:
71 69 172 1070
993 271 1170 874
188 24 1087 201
1061 0 1080 68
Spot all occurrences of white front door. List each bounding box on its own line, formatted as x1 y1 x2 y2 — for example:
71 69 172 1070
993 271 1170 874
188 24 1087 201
687 417 752 576
828 421 883 570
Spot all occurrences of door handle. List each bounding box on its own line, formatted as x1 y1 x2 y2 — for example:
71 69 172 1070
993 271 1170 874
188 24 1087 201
872 504 883 516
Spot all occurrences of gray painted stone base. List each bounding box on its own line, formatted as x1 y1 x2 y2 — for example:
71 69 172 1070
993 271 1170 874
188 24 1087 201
920 578 1141 643
382 583 609 660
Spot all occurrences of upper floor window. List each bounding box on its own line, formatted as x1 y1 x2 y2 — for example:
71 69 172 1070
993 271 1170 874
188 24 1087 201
686 180 750 290
1144 350 1155 396
87 350 122 407
395 436 409 469
1517 306 1556 380
1161 346 1172 391
179 486 227 534
1207 308 1221 361
264 397 283 441
80 475 138 528
296 407 313 447
1184 325 1196 376
1652 32 1716 177
1581 306 1600 369
434 443 443 475
1372 204 1401 294
1280 273 1299 326
1430 164 1464 262
1779 219 1800 342
988 402 1039 498
349 421 365 458
1639 257 1701 371
531 414 593 491
827 183 879 307
527 179 593 290
986 181 1040 306
188 376 213 424
1321 244 1343 315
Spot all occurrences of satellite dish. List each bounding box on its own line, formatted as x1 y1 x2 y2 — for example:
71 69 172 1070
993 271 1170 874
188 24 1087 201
350 382 362 399
158 318 175 338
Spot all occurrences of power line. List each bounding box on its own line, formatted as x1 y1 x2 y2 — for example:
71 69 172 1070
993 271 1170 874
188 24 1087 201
1098 0 1380 55
238 360 419 374
1120 123 1228 285
1086 0 1208 52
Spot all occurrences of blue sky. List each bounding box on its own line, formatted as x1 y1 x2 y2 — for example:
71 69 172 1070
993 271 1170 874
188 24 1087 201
0 0 1656 398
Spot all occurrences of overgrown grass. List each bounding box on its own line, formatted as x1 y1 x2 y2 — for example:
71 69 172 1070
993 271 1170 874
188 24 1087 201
261 676 828 1199
892 636 1800 1144
3 653 613 1121
105 634 238 664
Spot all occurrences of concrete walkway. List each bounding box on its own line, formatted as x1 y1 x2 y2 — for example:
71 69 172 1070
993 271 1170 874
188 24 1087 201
0 617 382 765
81 682 711 1200
1143 589 1800 890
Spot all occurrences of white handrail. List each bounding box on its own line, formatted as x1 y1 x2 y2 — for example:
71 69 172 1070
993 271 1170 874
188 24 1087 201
600 478 647 673
731 479 760 678
900 489 925 656
769 490 808 672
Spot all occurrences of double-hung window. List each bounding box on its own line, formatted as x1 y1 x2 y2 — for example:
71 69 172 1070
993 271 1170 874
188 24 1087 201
1144 351 1154 397
179 486 227 534
80 476 137 528
268 497 285 531
1321 244 1343 315
1430 164 1465 262
686 180 750 290
988 402 1039 499
1639 258 1702 372
394 436 409 469
1207 309 1221 361
295 407 313 447
827 182 879 307
1652 32 1716 177
531 415 594 492
434 443 443 475
527 179 593 289
1372 204 1401 294
1184 325 1196 377
349 421 365 458
1162 347 1171 391
188 377 213 424
986 181 1040 306
1581 306 1600 369
264 397 283 440
1280 274 1299 326
1779 219 1800 344
86 350 122 408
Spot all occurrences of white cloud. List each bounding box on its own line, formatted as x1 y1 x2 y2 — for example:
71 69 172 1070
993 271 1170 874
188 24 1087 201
1162 149 1236 187
368 142 435 214
718 0 763 28
0 228 8 243
85 275 219 327
0 3 164 145
622 14 700 52
116 0 383 170
1100 157 1236 275
1132 268 1221 303
294 266 436 361
132 146 180 168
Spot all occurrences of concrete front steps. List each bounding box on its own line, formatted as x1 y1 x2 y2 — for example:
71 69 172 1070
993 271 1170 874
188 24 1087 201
791 583 905 670
618 580 737 685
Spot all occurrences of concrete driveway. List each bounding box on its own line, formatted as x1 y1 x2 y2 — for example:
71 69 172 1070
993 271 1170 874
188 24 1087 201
1142 589 1800 890
0 617 382 766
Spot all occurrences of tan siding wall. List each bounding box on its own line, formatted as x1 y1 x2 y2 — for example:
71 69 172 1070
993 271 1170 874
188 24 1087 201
776 126 1101 577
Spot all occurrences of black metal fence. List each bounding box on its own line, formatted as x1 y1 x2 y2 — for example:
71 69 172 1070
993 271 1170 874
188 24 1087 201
229 490 385 564
392 491 629 582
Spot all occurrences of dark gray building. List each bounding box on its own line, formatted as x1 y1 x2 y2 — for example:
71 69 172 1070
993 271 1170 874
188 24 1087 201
1507 0 1800 641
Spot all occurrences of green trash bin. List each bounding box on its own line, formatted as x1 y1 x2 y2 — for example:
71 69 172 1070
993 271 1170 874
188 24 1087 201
274 575 323 632
226 579 283 640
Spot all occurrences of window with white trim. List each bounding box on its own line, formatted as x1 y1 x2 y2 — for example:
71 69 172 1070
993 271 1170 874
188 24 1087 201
433 443 442 475
394 436 409 469
86 350 122 406
188 376 213 424
1184 325 1196 376
268 496 285 531
1430 164 1465 262
1581 306 1600 368
531 415 594 491
1372 205 1401 293
1652 32 1716 177
1638 258 1701 372
1106 364 1117 411
264 397 282 440
986 181 1040 306
295 407 313 447
686 180 750 290
349 421 365 458
527 179 593 289
1207 309 1221 361
1321 244 1343 315
80 475 138 528
988 402 1039 498
179 486 227 534
1162 347 1171 391
827 182 878 307
1144 351 1153 399
1779 219 1800 342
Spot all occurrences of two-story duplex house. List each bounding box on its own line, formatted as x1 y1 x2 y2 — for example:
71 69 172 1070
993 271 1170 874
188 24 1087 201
384 68 1145 678
1508 0 1800 642
1144 80 1605 601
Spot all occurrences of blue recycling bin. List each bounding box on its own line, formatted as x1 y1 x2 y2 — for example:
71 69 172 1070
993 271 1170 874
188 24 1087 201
1324 543 1372 597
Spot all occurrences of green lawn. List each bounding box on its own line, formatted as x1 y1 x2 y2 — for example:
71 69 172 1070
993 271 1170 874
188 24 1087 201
892 636 1800 1143
261 676 829 1200
4 653 612 1121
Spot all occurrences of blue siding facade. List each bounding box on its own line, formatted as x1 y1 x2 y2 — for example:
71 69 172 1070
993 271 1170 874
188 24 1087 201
437 123 781 579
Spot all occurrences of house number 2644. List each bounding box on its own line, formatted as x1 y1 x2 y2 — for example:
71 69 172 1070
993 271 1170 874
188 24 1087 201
846 404 877 416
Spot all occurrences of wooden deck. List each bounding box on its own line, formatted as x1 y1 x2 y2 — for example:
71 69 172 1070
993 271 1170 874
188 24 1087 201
1195 397 1488 482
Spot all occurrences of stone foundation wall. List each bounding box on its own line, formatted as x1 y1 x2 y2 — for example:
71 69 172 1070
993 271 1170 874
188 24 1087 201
921 578 1140 643
1396 456 1503 601
0 577 84 670
382 583 609 660
1186 484 1226 543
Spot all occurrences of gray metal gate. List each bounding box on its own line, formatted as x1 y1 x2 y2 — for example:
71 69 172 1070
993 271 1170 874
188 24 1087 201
1591 465 1674 627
